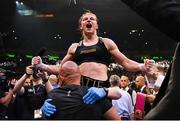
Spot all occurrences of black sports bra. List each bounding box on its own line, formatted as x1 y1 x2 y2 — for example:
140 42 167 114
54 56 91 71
72 37 112 66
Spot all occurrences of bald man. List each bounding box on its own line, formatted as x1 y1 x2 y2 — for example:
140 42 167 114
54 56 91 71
45 61 120 120
135 75 151 116
135 76 147 93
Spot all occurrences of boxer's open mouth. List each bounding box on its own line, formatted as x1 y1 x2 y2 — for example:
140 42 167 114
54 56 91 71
86 24 92 28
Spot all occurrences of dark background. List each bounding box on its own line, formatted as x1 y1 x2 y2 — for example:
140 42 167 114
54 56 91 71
0 0 177 60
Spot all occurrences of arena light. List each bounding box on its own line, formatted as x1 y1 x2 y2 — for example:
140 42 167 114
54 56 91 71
152 56 163 60
16 0 34 16
35 13 54 18
25 54 33 59
48 56 60 60
7 54 15 58
15 1 19 5
140 56 149 60
152 56 159 60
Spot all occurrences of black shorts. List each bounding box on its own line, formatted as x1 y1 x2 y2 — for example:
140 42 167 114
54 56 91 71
80 76 110 88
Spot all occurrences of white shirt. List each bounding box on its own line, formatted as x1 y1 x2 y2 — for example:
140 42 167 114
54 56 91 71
112 88 133 119
140 85 146 92
123 87 137 107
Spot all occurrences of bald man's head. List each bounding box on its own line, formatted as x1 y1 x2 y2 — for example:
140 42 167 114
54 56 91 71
59 61 81 85
135 75 145 89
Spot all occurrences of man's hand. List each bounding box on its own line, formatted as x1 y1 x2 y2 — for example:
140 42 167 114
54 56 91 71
41 99 56 117
0 90 13 106
139 59 155 72
144 59 155 72
31 56 48 71
83 87 106 104
32 56 42 66
26 66 34 75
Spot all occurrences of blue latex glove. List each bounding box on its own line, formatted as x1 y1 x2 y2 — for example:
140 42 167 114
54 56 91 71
52 84 58 89
83 87 106 104
41 99 56 117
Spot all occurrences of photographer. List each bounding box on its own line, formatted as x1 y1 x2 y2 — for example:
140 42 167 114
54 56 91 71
0 90 13 119
12 66 52 119
0 72 13 119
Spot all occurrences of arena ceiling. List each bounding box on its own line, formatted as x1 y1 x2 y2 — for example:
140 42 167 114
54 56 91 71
0 0 177 59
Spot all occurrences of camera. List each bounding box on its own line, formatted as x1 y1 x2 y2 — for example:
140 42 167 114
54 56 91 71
32 67 40 79
0 70 22 94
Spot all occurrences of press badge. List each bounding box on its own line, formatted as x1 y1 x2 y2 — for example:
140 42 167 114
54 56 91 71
34 109 42 119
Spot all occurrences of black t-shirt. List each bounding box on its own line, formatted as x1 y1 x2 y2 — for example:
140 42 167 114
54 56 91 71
47 84 112 120
19 84 47 119
24 84 46 110
7 94 33 119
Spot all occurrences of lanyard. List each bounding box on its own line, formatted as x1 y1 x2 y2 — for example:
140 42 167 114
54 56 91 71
32 86 41 94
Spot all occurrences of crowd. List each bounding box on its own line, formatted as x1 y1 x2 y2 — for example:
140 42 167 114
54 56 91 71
0 54 170 120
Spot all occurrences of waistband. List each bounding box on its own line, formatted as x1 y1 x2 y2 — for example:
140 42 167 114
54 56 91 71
80 76 110 88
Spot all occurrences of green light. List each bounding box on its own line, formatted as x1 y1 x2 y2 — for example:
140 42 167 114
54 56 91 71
25 55 33 58
48 56 60 60
7 54 15 58
141 56 149 60
152 56 159 60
